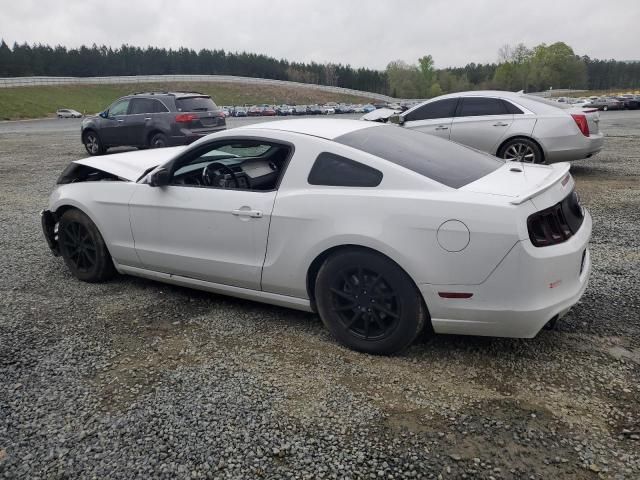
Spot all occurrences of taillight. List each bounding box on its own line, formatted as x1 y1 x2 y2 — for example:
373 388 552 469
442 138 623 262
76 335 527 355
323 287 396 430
175 113 198 123
527 191 584 247
571 113 590 137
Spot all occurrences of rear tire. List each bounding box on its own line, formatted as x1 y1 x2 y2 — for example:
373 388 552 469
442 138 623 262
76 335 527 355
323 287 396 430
83 131 105 156
58 209 115 283
315 249 426 355
498 137 544 164
150 132 168 148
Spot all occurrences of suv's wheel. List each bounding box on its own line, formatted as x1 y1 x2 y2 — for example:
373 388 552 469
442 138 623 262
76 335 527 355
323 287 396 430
150 132 168 148
498 138 544 164
83 131 105 156
58 209 115 282
315 249 426 355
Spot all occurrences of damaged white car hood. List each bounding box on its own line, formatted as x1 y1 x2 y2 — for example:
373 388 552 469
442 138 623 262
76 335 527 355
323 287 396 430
73 147 186 182
360 107 401 122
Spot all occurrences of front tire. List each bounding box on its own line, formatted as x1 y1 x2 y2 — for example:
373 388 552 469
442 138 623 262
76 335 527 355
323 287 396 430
315 249 426 355
498 138 544 164
58 209 115 282
83 131 105 156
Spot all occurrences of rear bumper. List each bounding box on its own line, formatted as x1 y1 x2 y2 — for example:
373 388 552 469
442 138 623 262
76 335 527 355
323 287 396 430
545 133 604 163
170 127 226 145
420 210 592 338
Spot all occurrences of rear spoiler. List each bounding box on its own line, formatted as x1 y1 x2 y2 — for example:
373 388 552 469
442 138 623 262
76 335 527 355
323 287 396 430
509 163 571 205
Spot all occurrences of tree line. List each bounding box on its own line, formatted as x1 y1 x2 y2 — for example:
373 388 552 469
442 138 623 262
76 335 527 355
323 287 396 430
0 40 638 97
0 41 388 94
386 42 640 98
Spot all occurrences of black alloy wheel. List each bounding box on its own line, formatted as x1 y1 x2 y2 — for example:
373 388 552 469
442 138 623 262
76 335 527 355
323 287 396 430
58 209 115 282
315 249 426 355
60 221 97 273
330 266 401 341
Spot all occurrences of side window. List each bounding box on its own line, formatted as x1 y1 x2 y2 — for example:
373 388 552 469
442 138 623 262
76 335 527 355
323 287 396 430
458 97 508 117
129 98 154 115
308 152 382 187
108 99 130 116
503 100 524 114
152 99 169 113
170 140 291 191
404 98 458 122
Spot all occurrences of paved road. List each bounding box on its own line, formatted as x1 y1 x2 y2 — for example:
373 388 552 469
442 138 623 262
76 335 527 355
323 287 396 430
0 114 363 135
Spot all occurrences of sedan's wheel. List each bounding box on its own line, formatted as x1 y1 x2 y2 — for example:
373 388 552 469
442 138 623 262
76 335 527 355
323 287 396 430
602 105 608 111
315 249 426 355
150 132 168 148
83 131 104 156
58 209 115 282
498 138 543 164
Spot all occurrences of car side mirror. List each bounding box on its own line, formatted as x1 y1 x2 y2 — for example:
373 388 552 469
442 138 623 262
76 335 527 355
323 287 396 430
389 114 405 125
99 110 108 119
149 168 170 187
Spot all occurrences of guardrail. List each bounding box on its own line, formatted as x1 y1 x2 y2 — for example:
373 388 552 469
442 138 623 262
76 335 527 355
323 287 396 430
0 75 398 102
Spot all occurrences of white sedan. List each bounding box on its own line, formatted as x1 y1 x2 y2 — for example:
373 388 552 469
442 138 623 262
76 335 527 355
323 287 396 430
42 119 592 354
362 91 604 165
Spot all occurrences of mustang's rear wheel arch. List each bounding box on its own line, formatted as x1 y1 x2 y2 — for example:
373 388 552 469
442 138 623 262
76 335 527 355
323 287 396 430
55 206 116 283
497 136 545 164
309 245 431 354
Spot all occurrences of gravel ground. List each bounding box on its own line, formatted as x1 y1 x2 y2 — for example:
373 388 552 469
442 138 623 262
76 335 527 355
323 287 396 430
1 112 639 479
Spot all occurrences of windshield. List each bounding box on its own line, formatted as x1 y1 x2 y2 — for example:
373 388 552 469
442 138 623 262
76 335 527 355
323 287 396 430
335 125 503 189
175 96 217 112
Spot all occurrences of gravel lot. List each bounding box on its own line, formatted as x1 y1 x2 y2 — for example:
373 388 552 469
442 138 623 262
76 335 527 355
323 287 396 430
1 112 639 479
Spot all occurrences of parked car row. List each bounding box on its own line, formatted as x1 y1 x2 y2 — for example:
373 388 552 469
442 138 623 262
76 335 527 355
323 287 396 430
221 103 379 117
555 94 640 111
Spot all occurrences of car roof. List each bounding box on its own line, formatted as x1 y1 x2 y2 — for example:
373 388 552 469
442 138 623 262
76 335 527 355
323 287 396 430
237 118 380 140
126 91 210 98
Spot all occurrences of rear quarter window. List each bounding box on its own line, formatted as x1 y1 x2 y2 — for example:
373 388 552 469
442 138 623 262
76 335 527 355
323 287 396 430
175 96 217 112
308 152 383 187
335 125 503 189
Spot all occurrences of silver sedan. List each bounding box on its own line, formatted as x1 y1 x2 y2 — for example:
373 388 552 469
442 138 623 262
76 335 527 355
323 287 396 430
363 91 604 164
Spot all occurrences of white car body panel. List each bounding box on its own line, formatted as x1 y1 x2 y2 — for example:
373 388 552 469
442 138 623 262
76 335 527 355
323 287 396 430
46 119 592 340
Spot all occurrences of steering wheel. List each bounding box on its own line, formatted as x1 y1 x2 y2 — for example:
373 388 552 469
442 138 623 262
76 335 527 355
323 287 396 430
202 163 239 188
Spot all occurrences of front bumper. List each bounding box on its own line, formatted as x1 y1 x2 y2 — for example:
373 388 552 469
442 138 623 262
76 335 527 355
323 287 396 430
421 210 592 338
41 209 59 256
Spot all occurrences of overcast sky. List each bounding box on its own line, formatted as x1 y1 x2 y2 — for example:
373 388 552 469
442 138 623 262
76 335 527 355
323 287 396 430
1 0 638 69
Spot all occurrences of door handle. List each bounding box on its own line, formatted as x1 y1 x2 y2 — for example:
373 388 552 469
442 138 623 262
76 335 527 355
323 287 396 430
493 122 509 127
144 117 152 121
232 208 263 218
434 125 448 131
117 119 124 123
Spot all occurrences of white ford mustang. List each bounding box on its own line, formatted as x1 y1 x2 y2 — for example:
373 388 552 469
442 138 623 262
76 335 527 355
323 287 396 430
42 119 592 354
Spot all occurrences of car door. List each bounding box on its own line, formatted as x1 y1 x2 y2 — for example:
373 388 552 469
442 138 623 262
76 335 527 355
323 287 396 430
449 97 515 153
128 139 288 290
99 98 131 146
126 98 155 146
401 98 459 139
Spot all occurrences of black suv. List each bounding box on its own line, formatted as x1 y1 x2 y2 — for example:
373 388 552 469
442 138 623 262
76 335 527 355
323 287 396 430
81 92 226 155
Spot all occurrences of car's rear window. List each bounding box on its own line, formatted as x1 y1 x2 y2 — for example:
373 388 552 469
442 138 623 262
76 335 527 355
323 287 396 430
334 125 503 189
175 96 217 112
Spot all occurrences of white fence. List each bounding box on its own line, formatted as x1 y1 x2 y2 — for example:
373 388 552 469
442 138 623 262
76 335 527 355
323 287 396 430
0 74 397 102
